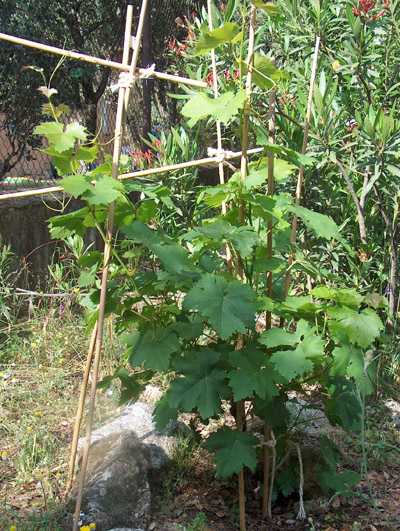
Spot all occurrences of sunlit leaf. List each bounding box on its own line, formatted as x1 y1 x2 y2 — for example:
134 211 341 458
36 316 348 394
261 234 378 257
181 91 247 127
195 23 240 55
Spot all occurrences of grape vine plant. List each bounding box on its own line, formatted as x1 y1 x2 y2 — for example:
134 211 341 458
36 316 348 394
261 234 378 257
33 0 386 527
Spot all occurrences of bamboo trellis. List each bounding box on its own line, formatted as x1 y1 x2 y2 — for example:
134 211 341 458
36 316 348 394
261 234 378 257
0 3 321 530
0 4 266 529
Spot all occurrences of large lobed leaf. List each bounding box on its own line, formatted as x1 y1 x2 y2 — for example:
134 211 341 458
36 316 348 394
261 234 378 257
183 274 257 339
204 427 259 477
228 346 285 401
181 91 247 127
34 121 88 153
123 328 181 372
168 348 231 419
195 22 240 56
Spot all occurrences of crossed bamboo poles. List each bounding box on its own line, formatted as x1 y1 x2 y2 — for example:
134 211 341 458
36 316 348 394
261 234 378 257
0 4 321 529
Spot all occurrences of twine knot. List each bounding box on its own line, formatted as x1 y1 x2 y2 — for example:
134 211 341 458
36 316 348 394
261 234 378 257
207 147 236 163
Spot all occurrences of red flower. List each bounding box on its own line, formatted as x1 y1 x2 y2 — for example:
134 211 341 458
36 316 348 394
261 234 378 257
352 0 387 22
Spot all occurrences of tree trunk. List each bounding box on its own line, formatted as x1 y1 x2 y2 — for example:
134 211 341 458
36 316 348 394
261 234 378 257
387 230 399 333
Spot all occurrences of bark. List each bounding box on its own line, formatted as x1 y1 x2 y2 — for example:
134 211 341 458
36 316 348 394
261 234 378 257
373 184 399 332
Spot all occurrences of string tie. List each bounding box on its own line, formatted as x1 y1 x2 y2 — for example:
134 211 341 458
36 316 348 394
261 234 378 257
207 147 236 163
295 444 307 520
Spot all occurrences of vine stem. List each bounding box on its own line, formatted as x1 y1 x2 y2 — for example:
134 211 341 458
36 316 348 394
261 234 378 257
236 5 257 530
263 63 276 519
207 0 233 274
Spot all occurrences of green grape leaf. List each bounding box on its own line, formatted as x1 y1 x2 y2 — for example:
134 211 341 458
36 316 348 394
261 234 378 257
181 91 247 127
155 243 197 273
243 168 269 190
171 314 206 340
259 318 309 348
311 286 364 307
319 435 342 469
324 382 361 432
48 207 90 238
82 174 125 206
137 200 158 223
228 347 284 401
331 345 375 395
277 466 298 497
270 329 325 380
274 158 297 183
318 469 361 495
253 393 290 429
253 53 287 89
61 174 93 198
153 394 179 431
259 327 300 348
43 145 74 175
78 263 99 287
124 328 180 372
195 22 240 55
34 121 88 152
251 0 282 14
74 145 98 163
123 221 196 273
168 348 230 419
183 274 257 339
195 221 259 257
328 306 383 348
204 427 259 477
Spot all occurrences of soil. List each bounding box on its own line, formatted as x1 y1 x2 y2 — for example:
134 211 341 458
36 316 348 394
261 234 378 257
151 455 400 531
149 402 400 531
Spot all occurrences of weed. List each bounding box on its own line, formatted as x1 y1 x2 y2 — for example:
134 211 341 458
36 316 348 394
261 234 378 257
179 511 208 531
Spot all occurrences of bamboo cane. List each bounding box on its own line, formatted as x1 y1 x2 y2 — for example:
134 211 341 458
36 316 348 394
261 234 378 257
236 6 257 530
0 148 264 202
207 0 233 274
71 3 142 529
263 67 276 519
283 36 321 298
66 4 136 494
65 320 98 492
0 31 207 88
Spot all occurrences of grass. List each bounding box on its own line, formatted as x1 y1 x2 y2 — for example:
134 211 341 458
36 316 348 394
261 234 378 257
0 302 124 530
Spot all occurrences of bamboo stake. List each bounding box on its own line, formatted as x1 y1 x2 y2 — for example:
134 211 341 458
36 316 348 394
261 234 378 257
263 67 276 519
71 3 142 529
207 0 233 273
0 31 207 88
66 4 136 494
283 36 321 298
0 148 264 201
236 6 257 530
66 321 98 492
